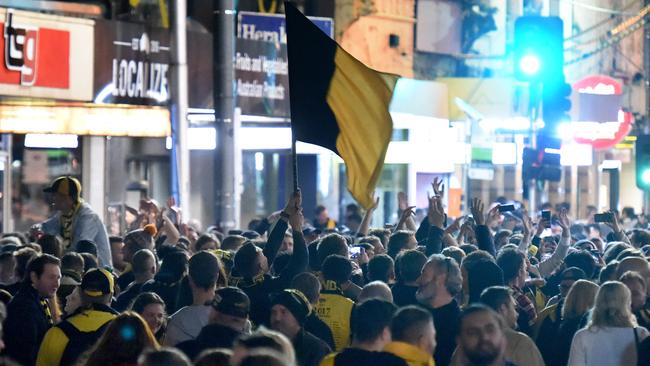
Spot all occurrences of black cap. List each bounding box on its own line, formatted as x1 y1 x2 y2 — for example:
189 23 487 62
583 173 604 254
81 268 114 297
43 176 81 202
211 286 250 319
271 289 311 325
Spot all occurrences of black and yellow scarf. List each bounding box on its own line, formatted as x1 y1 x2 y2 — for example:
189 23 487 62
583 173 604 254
60 201 82 249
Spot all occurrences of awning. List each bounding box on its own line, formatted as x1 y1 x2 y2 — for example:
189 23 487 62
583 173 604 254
0 103 170 137
389 78 448 128
437 77 529 121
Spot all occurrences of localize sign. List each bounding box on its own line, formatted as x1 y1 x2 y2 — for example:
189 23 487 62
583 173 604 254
0 8 93 101
94 20 170 106
94 20 213 108
111 33 169 101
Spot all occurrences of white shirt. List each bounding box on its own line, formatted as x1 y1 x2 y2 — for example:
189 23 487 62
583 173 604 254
568 326 649 366
164 305 211 346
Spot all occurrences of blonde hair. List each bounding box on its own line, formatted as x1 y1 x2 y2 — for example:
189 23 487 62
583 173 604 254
562 280 598 320
589 281 636 329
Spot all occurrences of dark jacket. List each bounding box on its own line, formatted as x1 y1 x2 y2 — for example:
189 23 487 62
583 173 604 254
231 220 309 326
427 299 461 366
141 275 185 314
304 312 336 350
416 220 495 257
391 282 418 307
114 281 145 312
176 323 241 361
4 284 53 366
321 348 408 366
293 329 331 366
116 269 134 292
639 334 650 366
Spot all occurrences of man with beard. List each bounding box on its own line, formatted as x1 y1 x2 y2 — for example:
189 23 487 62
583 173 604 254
456 304 516 366
416 254 462 366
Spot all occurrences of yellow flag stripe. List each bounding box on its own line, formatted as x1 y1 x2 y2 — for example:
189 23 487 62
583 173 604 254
326 48 398 209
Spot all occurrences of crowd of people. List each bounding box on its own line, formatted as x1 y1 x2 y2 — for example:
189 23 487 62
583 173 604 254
0 175 649 366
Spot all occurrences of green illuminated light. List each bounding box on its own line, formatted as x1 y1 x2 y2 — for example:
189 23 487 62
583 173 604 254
642 169 650 184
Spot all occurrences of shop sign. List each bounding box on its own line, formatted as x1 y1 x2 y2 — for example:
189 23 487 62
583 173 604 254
235 38 289 117
0 8 94 101
238 11 334 44
469 161 494 180
570 75 632 150
236 12 333 118
94 19 212 108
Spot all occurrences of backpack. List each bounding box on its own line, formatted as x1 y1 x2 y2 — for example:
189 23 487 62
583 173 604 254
57 319 111 366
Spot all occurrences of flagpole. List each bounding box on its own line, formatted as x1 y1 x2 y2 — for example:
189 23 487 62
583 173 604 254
291 128 299 193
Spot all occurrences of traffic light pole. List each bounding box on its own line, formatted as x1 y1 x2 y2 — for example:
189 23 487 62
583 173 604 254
213 0 237 231
645 0 650 212
170 0 191 220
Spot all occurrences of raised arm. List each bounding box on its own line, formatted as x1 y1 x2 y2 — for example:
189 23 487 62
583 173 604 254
357 195 379 236
277 191 309 286
471 198 496 257
425 192 445 256
519 212 533 253
263 193 298 265
536 209 571 277
606 210 632 245
395 206 416 232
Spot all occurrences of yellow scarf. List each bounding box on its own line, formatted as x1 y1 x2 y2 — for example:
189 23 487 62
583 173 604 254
384 341 436 366
60 201 82 249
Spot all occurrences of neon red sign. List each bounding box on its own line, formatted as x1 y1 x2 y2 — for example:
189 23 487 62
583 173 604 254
571 75 632 150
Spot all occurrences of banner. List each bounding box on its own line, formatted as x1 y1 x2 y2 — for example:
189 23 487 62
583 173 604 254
236 12 333 118
0 8 93 101
93 19 213 108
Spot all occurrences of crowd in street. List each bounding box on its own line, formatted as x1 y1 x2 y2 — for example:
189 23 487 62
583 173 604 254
0 175 649 366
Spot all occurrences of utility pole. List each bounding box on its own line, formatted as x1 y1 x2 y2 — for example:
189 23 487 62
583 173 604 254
213 0 237 231
171 0 190 219
635 0 650 215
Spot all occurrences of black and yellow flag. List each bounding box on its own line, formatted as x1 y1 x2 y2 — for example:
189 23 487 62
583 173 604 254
285 3 399 209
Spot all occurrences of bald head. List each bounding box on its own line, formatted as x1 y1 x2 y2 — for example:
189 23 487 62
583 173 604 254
358 281 393 303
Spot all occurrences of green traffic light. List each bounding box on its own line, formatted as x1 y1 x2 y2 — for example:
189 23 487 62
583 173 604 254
642 169 650 184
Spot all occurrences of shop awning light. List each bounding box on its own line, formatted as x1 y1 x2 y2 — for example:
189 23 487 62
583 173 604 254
165 127 216 150
0 105 170 137
25 134 79 149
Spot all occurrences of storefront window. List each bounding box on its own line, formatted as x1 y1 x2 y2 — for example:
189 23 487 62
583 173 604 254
11 135 82 232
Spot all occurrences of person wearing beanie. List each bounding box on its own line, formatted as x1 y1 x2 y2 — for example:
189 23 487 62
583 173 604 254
40 176 113 268
176 287 250 361
230 190 308 326
37 268 119 366
270 289 331 366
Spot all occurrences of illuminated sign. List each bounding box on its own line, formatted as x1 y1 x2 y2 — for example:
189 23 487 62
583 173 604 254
0 8 93 100
570 75 632 150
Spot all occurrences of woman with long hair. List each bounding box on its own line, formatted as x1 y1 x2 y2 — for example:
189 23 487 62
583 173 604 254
547 280 598 366
80 312 159 366
130 292 167 343
567 281 649 366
